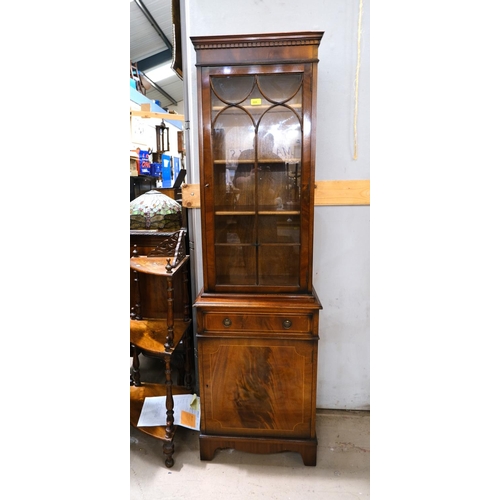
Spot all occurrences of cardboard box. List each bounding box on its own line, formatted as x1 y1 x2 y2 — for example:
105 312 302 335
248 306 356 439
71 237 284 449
130 149 139 176
130 158 138 176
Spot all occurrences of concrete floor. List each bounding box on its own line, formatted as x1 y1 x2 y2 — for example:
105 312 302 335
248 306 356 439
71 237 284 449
130 409 370 499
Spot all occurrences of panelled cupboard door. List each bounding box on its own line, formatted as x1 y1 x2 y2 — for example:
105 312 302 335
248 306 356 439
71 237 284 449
198 337 317 439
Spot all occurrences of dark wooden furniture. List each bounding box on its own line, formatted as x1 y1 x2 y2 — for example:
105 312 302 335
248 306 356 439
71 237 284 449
191 31 324 466
129 229 194 468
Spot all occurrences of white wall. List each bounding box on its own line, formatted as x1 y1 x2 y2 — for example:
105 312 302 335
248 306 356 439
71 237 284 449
182 0 370 410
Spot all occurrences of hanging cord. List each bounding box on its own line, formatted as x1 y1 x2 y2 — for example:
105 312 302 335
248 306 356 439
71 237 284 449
353 0 363 160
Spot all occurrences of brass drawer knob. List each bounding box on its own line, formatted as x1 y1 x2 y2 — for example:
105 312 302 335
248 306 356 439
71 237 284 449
282 319 292 329
223 318 232 327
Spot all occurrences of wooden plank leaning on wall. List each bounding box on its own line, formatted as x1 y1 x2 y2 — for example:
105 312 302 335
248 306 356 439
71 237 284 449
181 180 370 208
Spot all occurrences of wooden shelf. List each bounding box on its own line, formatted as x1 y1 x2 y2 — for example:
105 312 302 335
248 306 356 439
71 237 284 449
130 255 190 276
214 159 296 164
130 109 185 121
214 210 300 216
130 383 193 440
130 318 192 355
211 103 301 113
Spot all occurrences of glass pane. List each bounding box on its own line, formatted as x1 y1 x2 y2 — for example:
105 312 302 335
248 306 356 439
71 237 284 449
284 161 301 209
213 109 255 206
258 214 300 285
256 162 285 209
215 215 255 244
258 106 302 161
258 215 300 244
215 245 256 285
233 141 256 210
256 108 302 210
257 74 303 104
258 245 300 286
211 75 255 104
215 215 257 285
213 109 254 162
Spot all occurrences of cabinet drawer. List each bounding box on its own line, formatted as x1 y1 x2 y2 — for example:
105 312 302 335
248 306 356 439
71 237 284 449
202 312 311 333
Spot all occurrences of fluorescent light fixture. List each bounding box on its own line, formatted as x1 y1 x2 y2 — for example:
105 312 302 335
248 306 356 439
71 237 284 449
143 63 175 82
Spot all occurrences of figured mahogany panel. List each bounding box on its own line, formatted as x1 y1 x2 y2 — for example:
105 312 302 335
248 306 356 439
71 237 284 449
198 338 317 439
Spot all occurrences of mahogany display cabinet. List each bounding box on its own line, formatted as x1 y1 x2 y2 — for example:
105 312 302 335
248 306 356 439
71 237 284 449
191 31 324 466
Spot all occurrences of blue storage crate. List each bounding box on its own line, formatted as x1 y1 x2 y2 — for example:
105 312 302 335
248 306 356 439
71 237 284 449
150 162 162 178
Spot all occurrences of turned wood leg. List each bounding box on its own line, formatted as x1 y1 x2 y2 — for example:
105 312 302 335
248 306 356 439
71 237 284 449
165 273 174 348
163 440 175 468
163 354 175 468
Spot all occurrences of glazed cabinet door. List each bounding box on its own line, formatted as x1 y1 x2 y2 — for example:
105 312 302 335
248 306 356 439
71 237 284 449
200 65 315 293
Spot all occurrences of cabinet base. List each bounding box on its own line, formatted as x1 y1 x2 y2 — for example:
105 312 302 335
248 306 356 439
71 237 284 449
199 434 317 466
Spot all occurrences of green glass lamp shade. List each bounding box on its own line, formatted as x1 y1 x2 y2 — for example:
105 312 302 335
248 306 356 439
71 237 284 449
130 190 182 230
